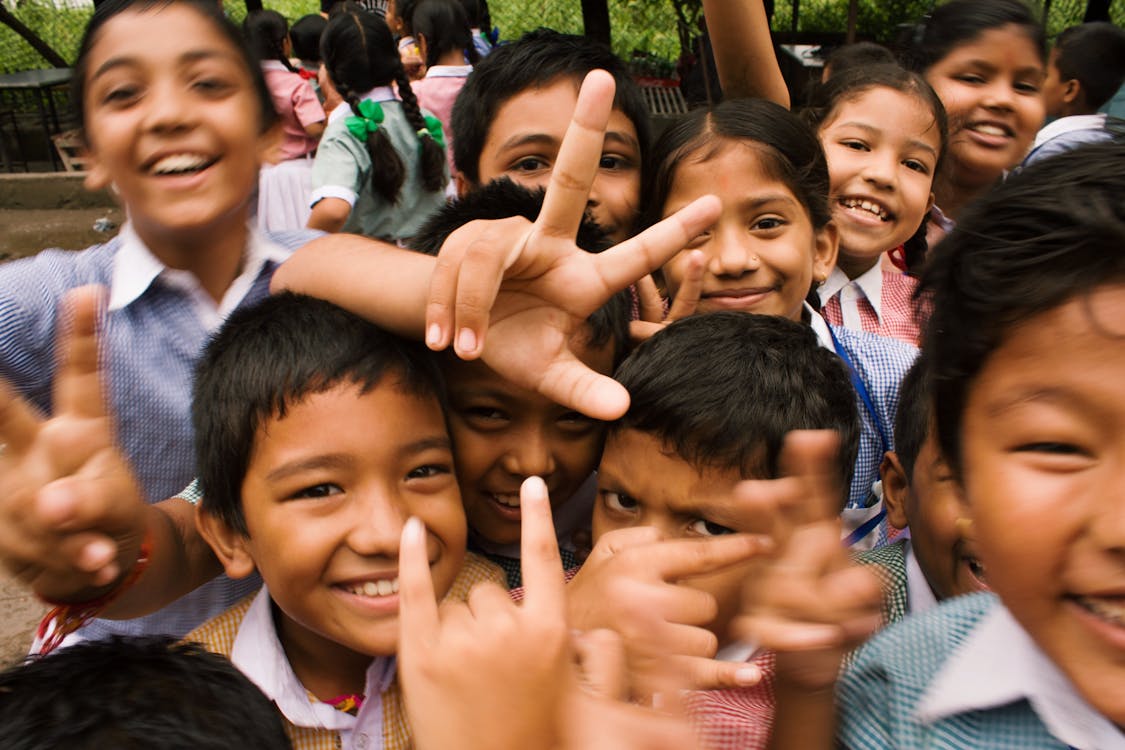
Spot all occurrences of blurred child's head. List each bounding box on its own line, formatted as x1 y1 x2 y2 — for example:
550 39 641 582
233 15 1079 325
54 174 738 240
243 9 293 66
450 29 649 242
413 179 629 545
880 355 986 602
0 636 291 750
595 312 858 644
1043 22 1125 118
905 0 1046 187
290 14 327 64
321 8 446 200
643 98 837 322
821 41 895 83
411 0 477 68
804 64 946 277
71 0 278 249
194 293 465 664
920 142 1125 723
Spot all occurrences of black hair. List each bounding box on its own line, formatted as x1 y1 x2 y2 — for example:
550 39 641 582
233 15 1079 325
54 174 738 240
0 636 291 750
901 0 1047 74
411 0 478 68
1053 22 1125 112
290 13 327 63
455 0 481 26
71 0 277 143
919 142 1125 476
243 9 300 74
450 28 652 187
803 63 949 274
641 98 832 233
412 178 630 363
321 9 446 201
612 312 859 499
823 41 896 78
193 292 446 534
892 354 932 482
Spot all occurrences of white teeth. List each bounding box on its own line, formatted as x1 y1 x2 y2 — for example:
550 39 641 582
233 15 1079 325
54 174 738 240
1076 596 1125 626
970 124 1007 137
839 198 889 221
491 493 520 508
347 578 399 597
150 153 211 175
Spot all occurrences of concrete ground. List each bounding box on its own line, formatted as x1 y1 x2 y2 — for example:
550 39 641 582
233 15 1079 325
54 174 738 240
0 207 125 258
0 573 44 667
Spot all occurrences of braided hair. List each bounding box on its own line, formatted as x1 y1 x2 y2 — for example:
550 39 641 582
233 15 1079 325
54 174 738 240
243 10 301 74
321 9 445 201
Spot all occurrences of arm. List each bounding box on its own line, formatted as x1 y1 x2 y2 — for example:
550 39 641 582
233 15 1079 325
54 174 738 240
702 0 789 107
303 121 325 139
306 197 351 234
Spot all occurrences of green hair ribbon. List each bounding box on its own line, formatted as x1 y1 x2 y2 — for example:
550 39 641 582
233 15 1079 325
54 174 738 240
345 100 385 143
418 114 446 150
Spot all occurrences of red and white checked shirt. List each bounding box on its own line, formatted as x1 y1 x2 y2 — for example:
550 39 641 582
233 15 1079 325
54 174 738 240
818 262 922 346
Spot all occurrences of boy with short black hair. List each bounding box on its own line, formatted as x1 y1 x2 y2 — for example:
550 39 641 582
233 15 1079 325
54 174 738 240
188 292 504 748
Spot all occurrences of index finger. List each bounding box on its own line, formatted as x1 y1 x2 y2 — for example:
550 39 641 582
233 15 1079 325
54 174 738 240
777 430 843 524
652 533 774 582
518 476 566 620
0 379 42 456
398 516 440 646
53 286 106 420
537 69 615 240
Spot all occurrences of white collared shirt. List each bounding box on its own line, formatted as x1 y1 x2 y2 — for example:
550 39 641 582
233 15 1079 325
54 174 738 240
804 302 835 352
107 222 291 331
423 64 473 79
903 540 938 615
231 587 397 749
1031 113 1108 151
917 603 1125 749
818 263 884 329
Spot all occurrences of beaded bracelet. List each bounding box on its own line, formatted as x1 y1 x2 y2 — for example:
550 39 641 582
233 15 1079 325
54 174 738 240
35 528 154 655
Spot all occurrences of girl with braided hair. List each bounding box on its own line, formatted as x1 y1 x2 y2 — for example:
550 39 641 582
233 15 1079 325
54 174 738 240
309 7 448 243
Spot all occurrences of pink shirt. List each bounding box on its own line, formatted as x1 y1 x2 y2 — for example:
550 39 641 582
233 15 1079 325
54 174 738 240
261 61 325 161
411 65 471 178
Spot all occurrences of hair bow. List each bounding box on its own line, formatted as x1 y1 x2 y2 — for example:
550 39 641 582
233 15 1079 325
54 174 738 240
345 99 385 143
417 114 446 150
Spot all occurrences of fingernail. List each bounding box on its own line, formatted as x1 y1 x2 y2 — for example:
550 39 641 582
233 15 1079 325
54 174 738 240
735 665 761 685
521 475 547 501
456 328 476 354
403 516 425 544
426 323 442 349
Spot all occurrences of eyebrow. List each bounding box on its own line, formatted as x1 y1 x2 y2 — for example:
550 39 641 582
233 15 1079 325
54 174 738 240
498 129 639 154
984 386 1099 419
835 121 939 157
743 193 802 211
263 437 451 483
91 49 234 81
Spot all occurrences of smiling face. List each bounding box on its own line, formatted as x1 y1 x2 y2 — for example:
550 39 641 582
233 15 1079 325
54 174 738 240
216 380 466 680
959 284 1125 724
925 24 1045 187
80 4 275 251
444 337 614 546
819 86 939 278
660 140 836 322
474 76 642 243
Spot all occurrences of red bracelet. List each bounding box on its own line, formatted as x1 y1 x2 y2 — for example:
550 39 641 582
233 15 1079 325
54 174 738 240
35 528 154 655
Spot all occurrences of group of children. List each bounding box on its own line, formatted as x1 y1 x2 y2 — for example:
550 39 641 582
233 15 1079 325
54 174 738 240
0 0 1124 747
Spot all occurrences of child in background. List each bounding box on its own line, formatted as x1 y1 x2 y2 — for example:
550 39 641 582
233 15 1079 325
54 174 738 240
641 98 917 544
456 0 492 57
289 14 327 100
385 0 426 79
244 9 326 233
820 41 895 83
1024 21 1125 166
188 292 505 748
806 64 946 341
410 0 478 184
0 636 292 749
309 8 447 243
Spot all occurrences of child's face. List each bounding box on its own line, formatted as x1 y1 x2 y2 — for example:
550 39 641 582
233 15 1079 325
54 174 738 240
925 25 1045 185
959 284 1125 724
883 431 987 601
445 337 615 546
660 141 836 323
473 77 642 243
594 428 761 647
233 381 466 665
81 5 275 246
819 87 939 276
1040 47 1072 119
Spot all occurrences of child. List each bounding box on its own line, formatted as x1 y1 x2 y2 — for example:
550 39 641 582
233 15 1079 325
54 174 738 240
820 42 895 83
309 8 447 243
244 9 326 233
188 292 505 747
409 0 477 183
455 0 492 58
1024 21 1125 166
640 97 918 541
0 0 318 643
806 64 946 341
289 13 327 94
0 636 292 749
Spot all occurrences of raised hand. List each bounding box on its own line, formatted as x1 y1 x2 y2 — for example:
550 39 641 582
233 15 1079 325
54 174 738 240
628 250 705 344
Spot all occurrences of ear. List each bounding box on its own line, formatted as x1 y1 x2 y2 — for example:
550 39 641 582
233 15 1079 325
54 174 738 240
880 451 911 531
416 33 429 67
454 173 473 198
1061 78 1081 106
195 505 257 579
811 220 838 283
925 191 935 215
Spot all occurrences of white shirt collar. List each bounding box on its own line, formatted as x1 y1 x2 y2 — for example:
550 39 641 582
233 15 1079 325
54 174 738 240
328 86 398 125
903 540 937 615
424 64 473 78
231 587 397 742
260 60 293 72
818 263 884 323
108 222 290 331
804 302 835 352
1032 113 1107 150
916 601 1125 749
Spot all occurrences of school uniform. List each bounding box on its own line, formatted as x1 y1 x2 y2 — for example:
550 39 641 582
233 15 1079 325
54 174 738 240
1022 114 1116 168
819 264 922 345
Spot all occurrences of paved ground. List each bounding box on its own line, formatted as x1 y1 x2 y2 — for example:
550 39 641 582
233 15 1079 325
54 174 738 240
0 207 125 259
0 572 44 667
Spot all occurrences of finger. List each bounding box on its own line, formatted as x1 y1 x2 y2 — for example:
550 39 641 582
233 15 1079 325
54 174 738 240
425 234 464 351
676 654 763 690
538 70 615 240
573 628 629 700
652 533 774 582
592 196 720 295
777 430 843 524
53 286 106 420
635 275 666 323
533 350 633 421
519 476 566 619
734 613 845 651
466 580 517 619
449 218 532 358
398 516 440 645
0 378 42 456
665 250 704 322
628 320 664 347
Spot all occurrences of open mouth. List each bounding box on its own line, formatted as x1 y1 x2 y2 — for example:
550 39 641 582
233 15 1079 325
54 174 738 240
837 197 892 222
1073 595 1125 628
966 122 1014 139
145 152 219 176
341 578 400 598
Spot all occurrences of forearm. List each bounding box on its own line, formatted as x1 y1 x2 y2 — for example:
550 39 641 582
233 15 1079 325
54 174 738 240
271 233 436 339
768 677 838 750
703 0 789 107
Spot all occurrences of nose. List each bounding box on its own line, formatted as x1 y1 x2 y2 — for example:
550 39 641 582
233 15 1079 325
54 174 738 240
499 428 558 479
861 148 897 191
346 486 407 557
707 225 759 279
142 78 195 133
980 79 1016 112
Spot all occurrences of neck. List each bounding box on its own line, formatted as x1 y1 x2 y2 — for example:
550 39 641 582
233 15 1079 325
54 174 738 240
435 49 465 67
837 254 879 281
132 214 250 304
934 162 999 222
277 614 372 700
